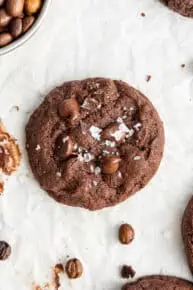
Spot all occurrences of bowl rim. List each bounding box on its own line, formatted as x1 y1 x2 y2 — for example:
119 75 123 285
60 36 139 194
0 0 51 56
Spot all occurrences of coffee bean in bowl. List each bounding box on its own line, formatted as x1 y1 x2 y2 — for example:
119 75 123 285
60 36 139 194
0 0 51 54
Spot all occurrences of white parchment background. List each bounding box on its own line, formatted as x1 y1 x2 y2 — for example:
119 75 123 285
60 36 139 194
0 0 193 289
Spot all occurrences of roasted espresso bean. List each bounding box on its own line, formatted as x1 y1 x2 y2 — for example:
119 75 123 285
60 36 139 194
0 32 12 46
119 224 135 245
10 17 22 38
65 259 83 279
22 15 34 33
25 0 41 15
6 0 24 17
0 8 12 27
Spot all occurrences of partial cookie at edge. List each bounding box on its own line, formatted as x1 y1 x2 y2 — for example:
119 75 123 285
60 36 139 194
122 275 193 289
182 195 193 274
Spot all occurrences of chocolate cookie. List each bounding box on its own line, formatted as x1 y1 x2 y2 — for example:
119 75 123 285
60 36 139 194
122 275 193 289
163 0 193 17
26 78 164 210
182 196 193 274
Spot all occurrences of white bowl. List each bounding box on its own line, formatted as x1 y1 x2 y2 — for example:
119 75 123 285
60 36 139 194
0 0 51 55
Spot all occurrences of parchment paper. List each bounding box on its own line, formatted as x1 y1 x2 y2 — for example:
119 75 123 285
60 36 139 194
0 0 193 289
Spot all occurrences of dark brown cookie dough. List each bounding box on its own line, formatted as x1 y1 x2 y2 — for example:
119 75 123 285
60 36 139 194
163 0 193 17
182 196 193 274
122 275 193 289
26 78 164 210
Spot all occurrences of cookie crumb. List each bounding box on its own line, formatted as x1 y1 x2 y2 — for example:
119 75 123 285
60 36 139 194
146 75 151 82
141 12 146 17
121 265 136 279
181 64 185 68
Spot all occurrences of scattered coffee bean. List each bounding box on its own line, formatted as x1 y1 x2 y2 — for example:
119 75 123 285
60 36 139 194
0 241 11 260
25 0 41 15
0 32 12 46
59 98 80 123
22 15 35 33
121 265 136 279
102 156 121 174
65 258 83 279
10 17 22 38
6 0 24 17
0 8 12 27
119 223 135 245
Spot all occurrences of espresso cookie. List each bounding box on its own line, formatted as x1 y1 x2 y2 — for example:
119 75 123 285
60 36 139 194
163 0 193 17
122 275 193 289
182 196 193 274
26 78 164 210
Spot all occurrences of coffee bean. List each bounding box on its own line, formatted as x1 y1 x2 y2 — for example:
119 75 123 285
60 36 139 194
10 17 22 38
25 0 41 15
6 0 24 17
59 98 80 123
101 156 121 174
0 241 11 260
65 258 83 279
0 8 12 27
22 15 35 33
0 32 12 46
119 224 135 245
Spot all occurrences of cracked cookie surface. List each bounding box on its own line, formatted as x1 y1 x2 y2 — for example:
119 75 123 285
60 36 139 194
26 78 164 210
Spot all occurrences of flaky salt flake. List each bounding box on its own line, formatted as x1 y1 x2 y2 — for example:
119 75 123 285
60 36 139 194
133 123 142 131
93 180 98 187
83 153 94 162
56 172 62 177
89 126 102 141
105 140 116 147
103 150 110 156
94 167 101 174
118 171 122 178
90 165 95 173
130 107 134 111
81 99 90 109
35 144 41 151
117 117 123 123
73 144 78 150
134 156 141 161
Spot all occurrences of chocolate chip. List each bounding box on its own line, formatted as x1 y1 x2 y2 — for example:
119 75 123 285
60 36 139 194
65 258 83 279
58 98 80 124
119 224 135 245
101 156 121 174
121 265 136 279
0 241 11 260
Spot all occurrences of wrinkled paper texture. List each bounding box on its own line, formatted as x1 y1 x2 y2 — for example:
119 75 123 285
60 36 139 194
0 0 193 289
